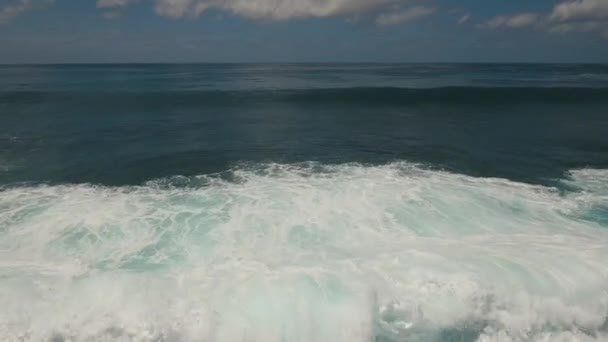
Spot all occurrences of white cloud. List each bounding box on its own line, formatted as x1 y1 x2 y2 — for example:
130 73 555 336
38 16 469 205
0 0 53 23
549 0 608 36
483 15 507 29
458 13 470 25
97 0 140 20
550 0 608 22
505 13 538 28
376 6 434 26
482 0 608 37
153 0 427 20
483 13 538 29
154 0 200 18
97 0 135 8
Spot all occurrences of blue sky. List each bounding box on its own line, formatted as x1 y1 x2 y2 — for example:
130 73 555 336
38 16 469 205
1 0 608 63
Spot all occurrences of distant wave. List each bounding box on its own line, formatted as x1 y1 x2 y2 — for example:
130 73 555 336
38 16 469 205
580 73 608 80
3 86 608 107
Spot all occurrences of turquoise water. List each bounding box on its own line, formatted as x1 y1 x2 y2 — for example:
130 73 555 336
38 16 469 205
1 64 608 341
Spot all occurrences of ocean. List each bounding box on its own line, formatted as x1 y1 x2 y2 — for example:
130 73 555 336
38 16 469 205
1 64 608 341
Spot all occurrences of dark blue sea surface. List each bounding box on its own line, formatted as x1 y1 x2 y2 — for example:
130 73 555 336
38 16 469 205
1 64 608 342
1 64 608 186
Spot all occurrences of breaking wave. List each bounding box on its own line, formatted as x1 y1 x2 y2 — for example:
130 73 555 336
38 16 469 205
1 163 607 341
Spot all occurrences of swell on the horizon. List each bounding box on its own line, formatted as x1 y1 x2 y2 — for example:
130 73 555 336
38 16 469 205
2 86 608 109
1 163 607 341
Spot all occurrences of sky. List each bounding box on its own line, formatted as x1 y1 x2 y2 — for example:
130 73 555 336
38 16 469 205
1 0 608 63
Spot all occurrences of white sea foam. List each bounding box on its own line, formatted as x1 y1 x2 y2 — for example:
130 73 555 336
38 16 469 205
0 163 607 341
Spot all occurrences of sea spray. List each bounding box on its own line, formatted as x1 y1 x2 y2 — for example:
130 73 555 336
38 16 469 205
1 163 607 341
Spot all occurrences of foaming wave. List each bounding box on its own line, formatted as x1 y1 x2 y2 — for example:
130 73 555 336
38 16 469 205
564 168 608 226
0 163 607 342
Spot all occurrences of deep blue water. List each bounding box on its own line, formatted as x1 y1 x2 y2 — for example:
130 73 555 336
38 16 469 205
1 64 608 341
1 63 608 186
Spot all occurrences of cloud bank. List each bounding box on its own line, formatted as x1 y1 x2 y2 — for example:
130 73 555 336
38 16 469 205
160 0 396 19
483 0 608 37
161 0 430 20
5 0 608 39
96 0 431 22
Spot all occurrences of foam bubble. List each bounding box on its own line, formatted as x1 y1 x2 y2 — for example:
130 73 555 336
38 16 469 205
0 163 607 341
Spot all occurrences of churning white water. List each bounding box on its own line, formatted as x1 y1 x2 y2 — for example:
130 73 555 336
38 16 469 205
0 163 607 342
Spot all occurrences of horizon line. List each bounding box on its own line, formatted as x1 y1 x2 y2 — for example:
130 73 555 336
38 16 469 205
1 61 608 66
